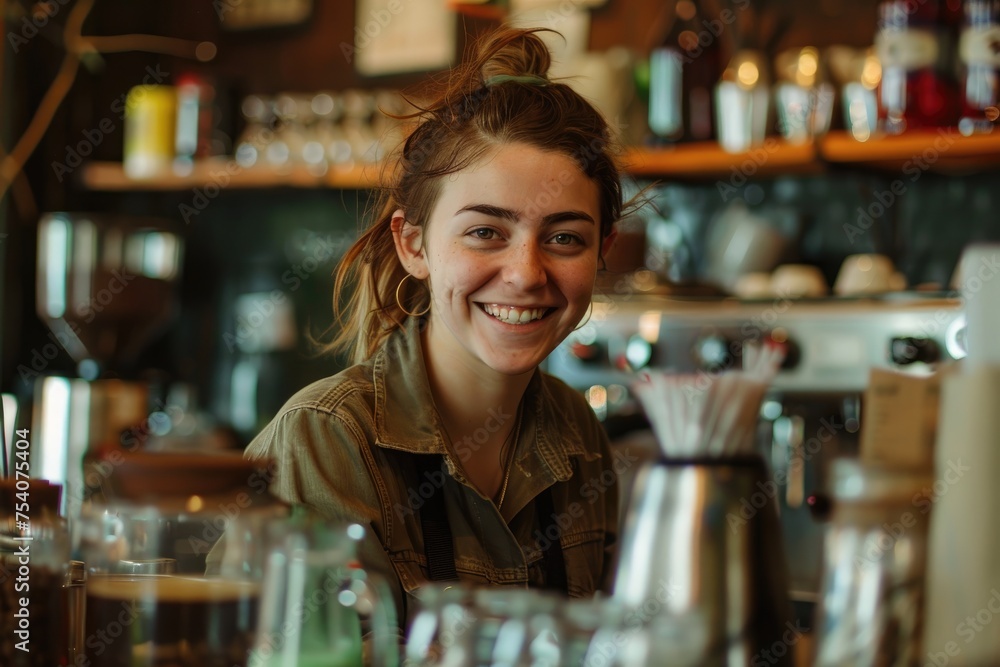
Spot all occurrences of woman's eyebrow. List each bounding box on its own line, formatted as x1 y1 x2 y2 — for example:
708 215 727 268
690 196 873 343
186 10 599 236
456 204 595 225
542 210 595 225
456 204 520 222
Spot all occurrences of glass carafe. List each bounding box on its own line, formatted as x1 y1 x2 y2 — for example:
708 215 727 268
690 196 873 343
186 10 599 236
812 459 934 667
76 451 288 667
249 510 400 667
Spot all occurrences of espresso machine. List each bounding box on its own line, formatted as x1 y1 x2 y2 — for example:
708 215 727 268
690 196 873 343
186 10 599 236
31 212 184 524
546 284 964 619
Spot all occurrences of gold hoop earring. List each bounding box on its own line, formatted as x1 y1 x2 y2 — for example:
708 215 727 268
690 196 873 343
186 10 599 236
395 274 430 317
573 302 593 331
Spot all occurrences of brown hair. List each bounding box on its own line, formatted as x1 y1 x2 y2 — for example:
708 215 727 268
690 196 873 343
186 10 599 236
328 27 625 363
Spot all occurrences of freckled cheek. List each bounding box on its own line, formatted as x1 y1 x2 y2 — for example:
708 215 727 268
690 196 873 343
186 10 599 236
428 264 485 305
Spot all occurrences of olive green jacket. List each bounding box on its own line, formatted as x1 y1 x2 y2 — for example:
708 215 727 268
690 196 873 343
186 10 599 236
245 317 619 628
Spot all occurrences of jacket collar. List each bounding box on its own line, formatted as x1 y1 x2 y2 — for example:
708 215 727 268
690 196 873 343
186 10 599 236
371 317 590 482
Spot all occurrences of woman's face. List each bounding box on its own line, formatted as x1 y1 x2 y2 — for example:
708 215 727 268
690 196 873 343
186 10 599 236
397 143 613 378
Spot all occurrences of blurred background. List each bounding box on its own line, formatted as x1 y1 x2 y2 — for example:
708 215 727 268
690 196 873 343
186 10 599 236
1 0 997 452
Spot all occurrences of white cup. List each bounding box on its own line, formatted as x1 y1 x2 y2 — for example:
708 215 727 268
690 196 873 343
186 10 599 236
834 254 898 295
733 272 774 299
770 264 828 298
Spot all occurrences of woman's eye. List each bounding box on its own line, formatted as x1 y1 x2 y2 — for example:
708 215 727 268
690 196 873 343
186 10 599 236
471 228 498 240
551 232 583 246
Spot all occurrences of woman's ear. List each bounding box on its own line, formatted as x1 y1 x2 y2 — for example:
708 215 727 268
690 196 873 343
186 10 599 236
390 209 429 279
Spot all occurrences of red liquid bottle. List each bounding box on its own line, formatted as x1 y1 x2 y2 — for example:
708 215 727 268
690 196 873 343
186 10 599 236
959 0 1000 134
647 0 723 143
876 0 962 134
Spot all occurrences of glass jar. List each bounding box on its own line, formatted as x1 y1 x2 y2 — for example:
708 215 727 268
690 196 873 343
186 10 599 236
0 480 71 667
812 459 934 667
876 0 962 134
77 451 289 667
959 0 1000 134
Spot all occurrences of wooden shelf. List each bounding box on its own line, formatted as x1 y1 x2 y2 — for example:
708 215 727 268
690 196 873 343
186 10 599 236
622 139 821 180
77 130 1000 192
78 159 382 191
445 1 506 20
819 129 1000 173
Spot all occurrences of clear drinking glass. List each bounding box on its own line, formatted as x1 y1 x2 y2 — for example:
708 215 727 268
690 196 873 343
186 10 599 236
404 583 475 667
248 513 400 667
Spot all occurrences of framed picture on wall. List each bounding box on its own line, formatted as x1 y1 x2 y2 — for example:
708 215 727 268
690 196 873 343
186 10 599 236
216 0 315 31
352 0 457 76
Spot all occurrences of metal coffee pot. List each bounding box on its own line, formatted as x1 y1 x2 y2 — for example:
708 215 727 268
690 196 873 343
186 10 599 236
612 455 796 666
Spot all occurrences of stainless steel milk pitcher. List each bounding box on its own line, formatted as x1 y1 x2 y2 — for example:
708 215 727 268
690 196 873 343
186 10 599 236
612 456 796 666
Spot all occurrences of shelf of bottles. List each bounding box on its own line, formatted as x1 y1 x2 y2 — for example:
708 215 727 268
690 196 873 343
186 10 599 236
78 160 382 191
76 0 1000 190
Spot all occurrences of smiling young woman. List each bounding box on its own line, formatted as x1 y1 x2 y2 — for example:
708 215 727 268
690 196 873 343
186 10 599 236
246 27 631 631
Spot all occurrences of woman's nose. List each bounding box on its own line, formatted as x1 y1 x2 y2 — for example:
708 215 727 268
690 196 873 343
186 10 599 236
502 244 547 290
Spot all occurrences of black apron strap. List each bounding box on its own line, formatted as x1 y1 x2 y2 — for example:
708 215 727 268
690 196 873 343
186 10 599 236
534 484 568 594
415 454 459 581
415 454 568 593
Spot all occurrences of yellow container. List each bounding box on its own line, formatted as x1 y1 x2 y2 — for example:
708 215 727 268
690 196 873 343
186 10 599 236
123 84 177 178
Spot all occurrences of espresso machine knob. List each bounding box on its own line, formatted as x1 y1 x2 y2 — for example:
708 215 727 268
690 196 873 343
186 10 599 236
567 327 603 363
776 338 801 370
693 334 732 370
890 336 940 365
569 340 603 363
624 335 655 370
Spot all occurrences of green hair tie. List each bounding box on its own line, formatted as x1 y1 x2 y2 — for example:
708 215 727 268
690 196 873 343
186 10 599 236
483 74 549 87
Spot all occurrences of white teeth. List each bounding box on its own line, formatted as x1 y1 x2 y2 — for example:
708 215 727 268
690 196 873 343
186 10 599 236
482 304 546 324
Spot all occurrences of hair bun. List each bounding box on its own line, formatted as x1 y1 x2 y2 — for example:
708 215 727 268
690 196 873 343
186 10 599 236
476 28 552 85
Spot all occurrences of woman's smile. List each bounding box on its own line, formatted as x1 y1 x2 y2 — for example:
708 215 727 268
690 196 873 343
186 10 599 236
402 142 609 377
477 303 555 325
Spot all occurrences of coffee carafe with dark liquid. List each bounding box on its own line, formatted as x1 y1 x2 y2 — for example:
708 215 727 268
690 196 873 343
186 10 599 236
77 451 288 667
